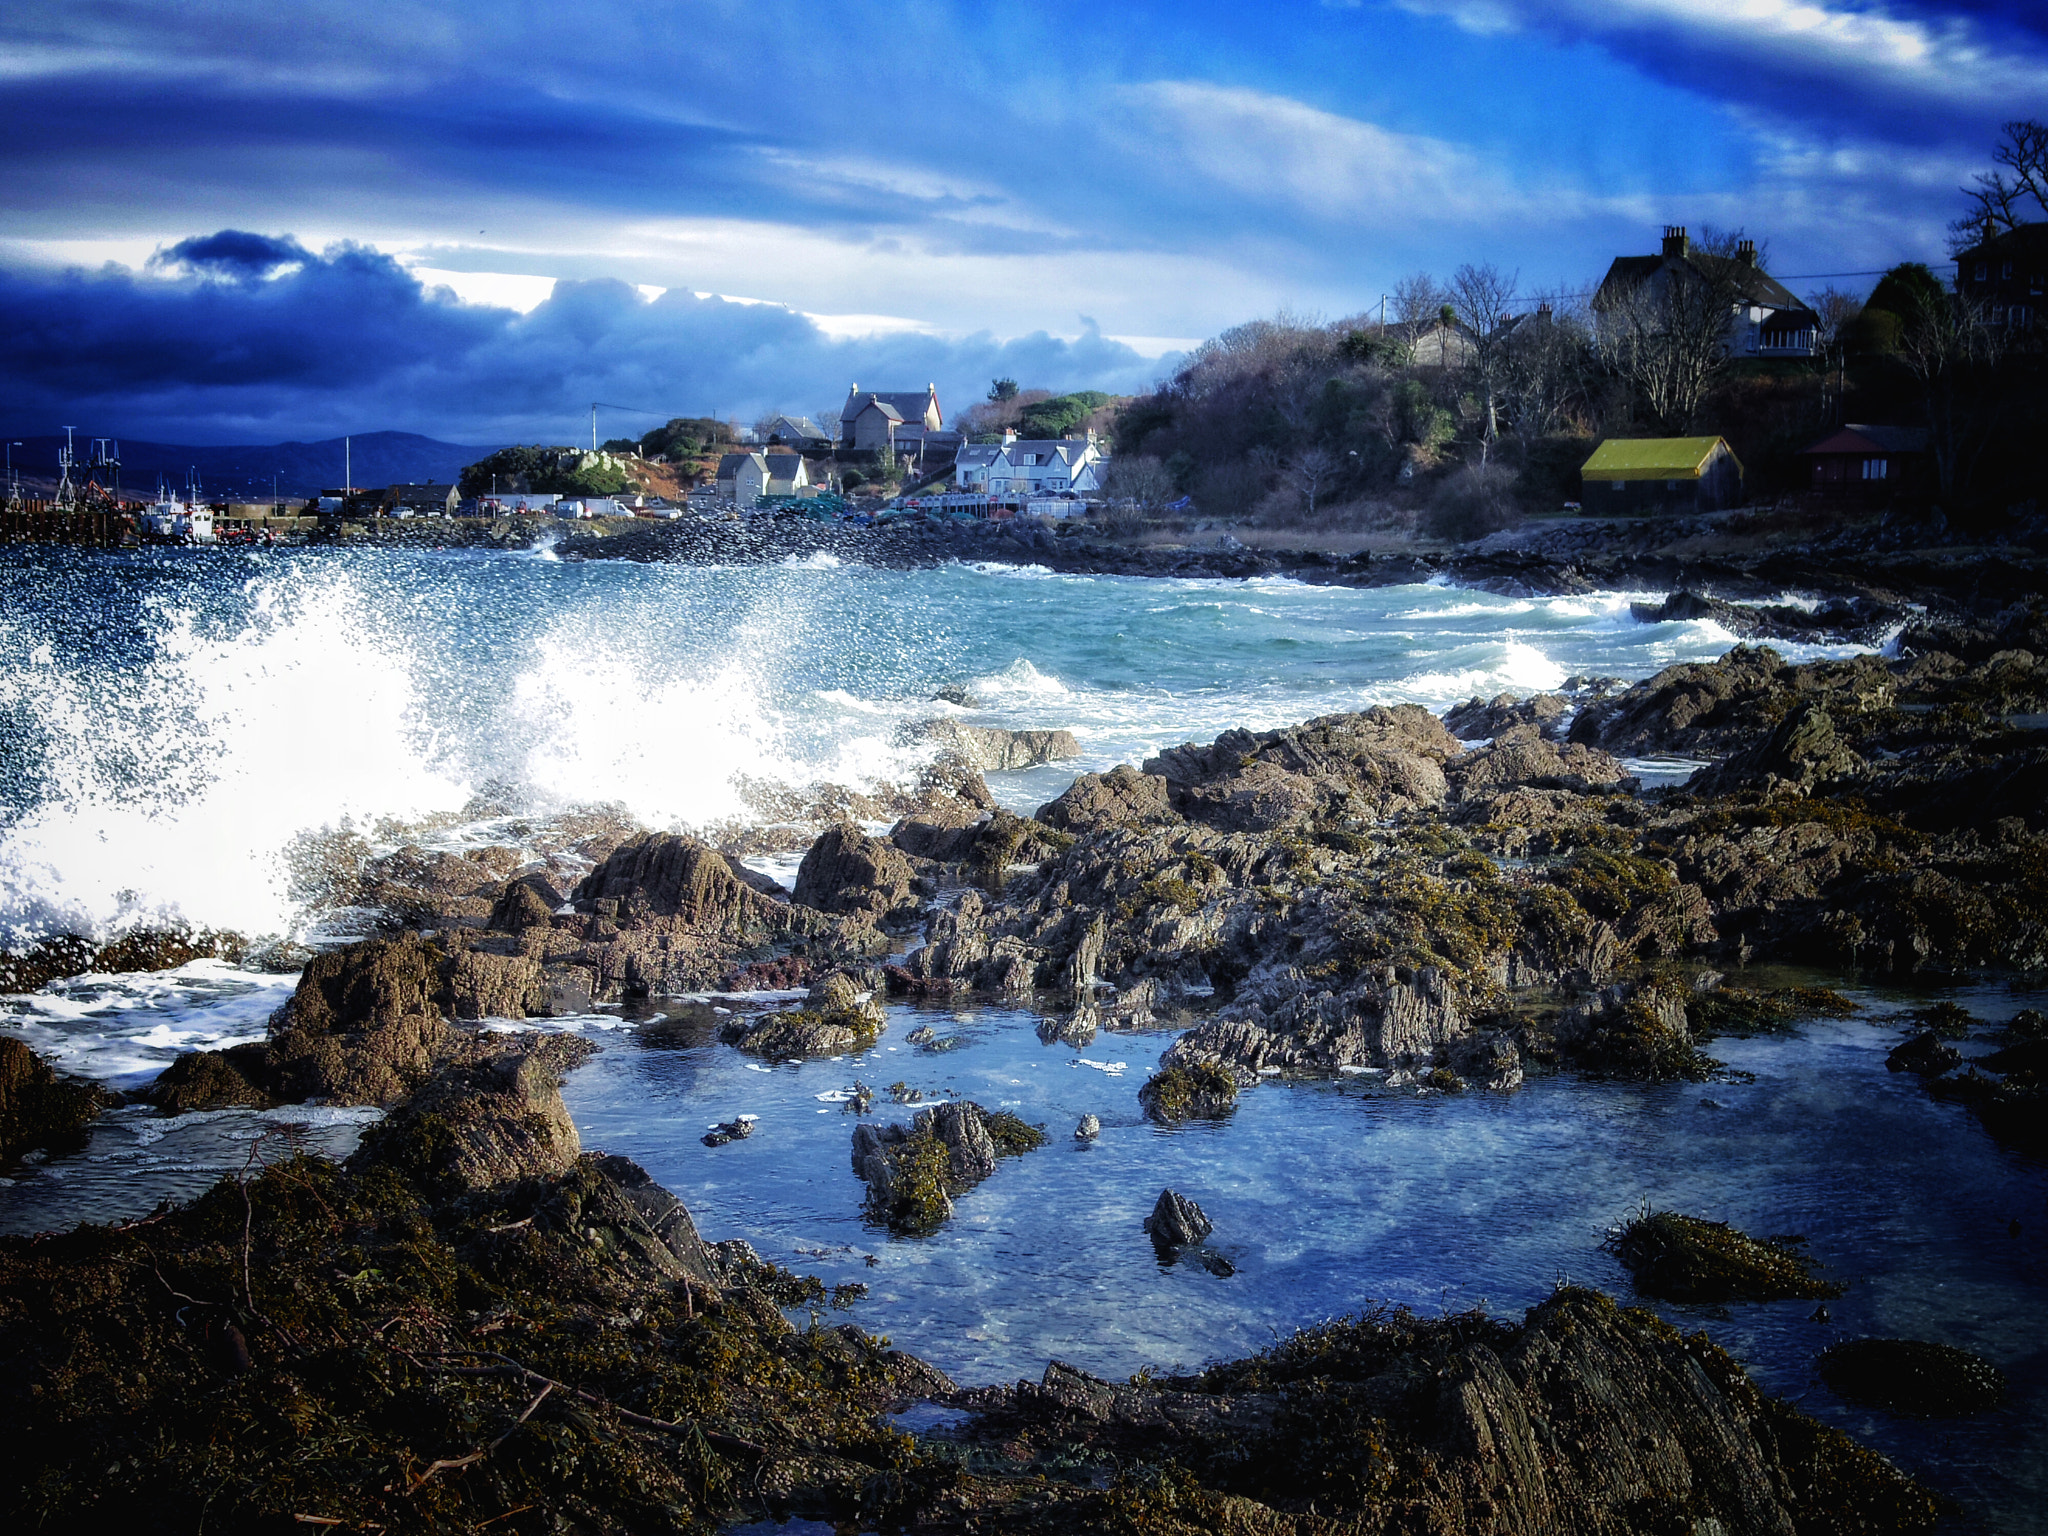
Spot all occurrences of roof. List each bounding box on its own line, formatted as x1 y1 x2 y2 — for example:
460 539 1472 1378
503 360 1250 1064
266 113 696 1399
1957 220 2048 260
764 453 807 476
849 398 904 423
841 387 936 425
766 415 826 439
1596 250 1804 313
716 452 766 476
1581 437 1736 481
1801 424 1931 457
955 445 1002 466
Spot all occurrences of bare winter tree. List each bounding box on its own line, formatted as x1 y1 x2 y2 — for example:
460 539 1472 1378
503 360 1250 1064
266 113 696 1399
1593 233 1752 432
1949 119 2048 251
1895 292 2007 496
1283 446 1341 519
1448 263 1518 460
1501 296 1595 438
1806 285 1863 425
1101 455 1176 534
1391 273 1444 355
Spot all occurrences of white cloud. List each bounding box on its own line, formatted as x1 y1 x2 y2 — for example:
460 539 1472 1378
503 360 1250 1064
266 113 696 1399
1395 0 2048 109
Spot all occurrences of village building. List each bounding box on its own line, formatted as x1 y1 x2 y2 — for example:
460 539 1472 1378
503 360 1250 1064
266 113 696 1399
715 450 815 507
1799 423 1930 500
1580 436 1744 513
955 429 1107 497
1597 227 1818 357
839 384 943 451
1955 222 2047 330
763 414 832 450
380 482 461 517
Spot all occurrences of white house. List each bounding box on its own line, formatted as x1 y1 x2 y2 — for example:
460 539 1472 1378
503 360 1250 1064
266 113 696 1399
716 451 814 507
956 429 1107 497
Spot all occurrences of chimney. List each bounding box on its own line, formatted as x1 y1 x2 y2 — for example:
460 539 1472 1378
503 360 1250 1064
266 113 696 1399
1003 427 1016 445
1537 301 1553 320
1736 239 1757 267
1661 225 1689 259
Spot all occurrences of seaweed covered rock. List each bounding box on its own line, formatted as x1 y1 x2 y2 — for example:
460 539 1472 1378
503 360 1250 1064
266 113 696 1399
1605 1211 1847 1303
265 934 450 1106
1818 1337 2008 1418
142 1041 280 1115
719 1004 881 1059
1445 725 1633 810
1137 1061 1239 1123
350 1035 594 1199
850 1100 1045 1234
1553 976 1720 1082
0 1058 940 1535
1886 1030 1962 1077
0 1038 109 1165
1688 700 1865 799
944 1287 1938 1535
439 946 551 1021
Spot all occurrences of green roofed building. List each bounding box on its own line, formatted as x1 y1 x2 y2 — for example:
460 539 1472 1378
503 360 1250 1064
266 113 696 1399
1580 436 1743 514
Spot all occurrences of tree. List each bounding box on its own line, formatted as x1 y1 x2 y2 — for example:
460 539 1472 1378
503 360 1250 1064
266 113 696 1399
1884 275 2007 497
989 378 1020 402
1949 119 2048 252
1391 273 1443 356
1593 230 1754 432
1283 446 1341 518
1102 455 1174 535
1448 263 1518 460
1500 297 1595 439
1805 286 1863 425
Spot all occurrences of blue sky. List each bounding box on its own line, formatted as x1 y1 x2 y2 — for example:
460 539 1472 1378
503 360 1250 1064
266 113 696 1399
2 0 2041 443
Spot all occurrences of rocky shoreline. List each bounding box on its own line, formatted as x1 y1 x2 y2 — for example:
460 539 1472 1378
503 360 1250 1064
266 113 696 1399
4 589 2045 1530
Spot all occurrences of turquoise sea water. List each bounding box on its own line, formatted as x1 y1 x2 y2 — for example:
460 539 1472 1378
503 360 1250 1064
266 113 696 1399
2 544 2041 1532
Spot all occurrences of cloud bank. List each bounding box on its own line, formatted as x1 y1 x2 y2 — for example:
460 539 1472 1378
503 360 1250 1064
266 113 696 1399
0 236 1164 444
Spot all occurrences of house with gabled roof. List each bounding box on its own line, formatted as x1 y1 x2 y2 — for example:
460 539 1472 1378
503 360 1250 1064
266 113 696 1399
958 429 1107 498
716 451 815 506
839 384 943 451
763 414 831 450
1598 227 1818 357
1581 436 1743 513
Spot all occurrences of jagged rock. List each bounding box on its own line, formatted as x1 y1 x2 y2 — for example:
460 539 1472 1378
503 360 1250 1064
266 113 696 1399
1443 691 1571 742
1689 700 1864 798
573 832 797 934
266 935 450 1106
1037 765 1180 833
1446 1030 1524 1092
1553 978 1717 1082
590 1152 719 1284
1447 725 1633 809
1887 1030 1962 1076
792 824 919 922
1138 1060 1239 1123
903 719 1080 770
440 947 550 1020
1074 1114 1100 1140
1605 1211 1846 1303
487 871 563 932
702 1117 755 1147
0 1038 110 1164
1145 706 1458 830
1143 1188 1213 1248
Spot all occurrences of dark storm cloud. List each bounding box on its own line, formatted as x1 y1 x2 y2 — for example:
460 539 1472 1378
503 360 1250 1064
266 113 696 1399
155 231 313 278
0 237 1161 444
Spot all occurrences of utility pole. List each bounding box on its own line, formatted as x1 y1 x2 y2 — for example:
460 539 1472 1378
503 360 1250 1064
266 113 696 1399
345 436 352 495
591 403 598 452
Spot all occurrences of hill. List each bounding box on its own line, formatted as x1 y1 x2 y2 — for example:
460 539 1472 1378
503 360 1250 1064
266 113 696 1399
7 431 505 501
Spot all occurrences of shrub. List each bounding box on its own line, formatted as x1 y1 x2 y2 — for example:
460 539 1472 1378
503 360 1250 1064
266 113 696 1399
1424 463 1523 542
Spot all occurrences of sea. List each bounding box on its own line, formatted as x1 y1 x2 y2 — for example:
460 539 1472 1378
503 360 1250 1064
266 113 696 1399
1 541 2043 1531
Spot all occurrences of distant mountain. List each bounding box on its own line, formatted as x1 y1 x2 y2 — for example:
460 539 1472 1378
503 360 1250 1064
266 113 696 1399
7 431 506 501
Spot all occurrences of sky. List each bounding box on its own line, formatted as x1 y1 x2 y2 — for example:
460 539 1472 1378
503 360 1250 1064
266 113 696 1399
1 0 2042 445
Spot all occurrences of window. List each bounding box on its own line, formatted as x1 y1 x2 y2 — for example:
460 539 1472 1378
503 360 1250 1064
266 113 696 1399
1863 458 1888 481
1976 263 1990 282
1612 481 1625 491
1666 480 1678 491
2003 262 2015 280
2012 306 2031 328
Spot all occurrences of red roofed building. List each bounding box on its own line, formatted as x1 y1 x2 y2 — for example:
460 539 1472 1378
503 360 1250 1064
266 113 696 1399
1799 423 1929 502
